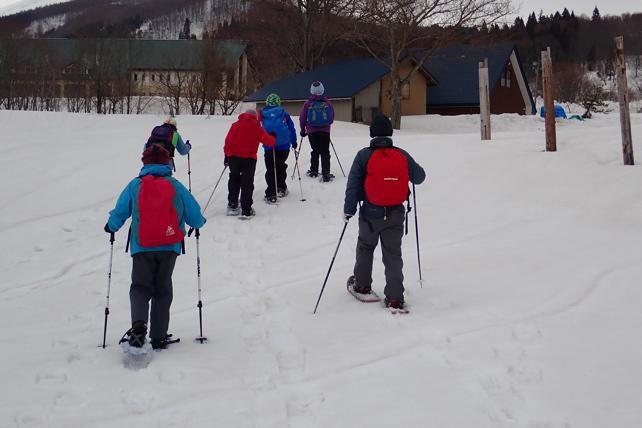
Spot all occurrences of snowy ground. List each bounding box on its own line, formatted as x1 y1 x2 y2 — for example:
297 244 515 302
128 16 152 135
1 110 641 428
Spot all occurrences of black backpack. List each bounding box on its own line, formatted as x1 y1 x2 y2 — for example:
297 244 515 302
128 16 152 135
146 124 176 158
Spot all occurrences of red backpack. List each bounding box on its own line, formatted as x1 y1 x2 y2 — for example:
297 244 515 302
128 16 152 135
137 175 184 247
364 148 409 206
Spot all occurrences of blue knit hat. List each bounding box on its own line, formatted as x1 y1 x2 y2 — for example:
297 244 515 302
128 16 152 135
310 81 324 96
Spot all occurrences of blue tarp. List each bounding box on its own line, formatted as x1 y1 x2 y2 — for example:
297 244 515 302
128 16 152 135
540 104 567 119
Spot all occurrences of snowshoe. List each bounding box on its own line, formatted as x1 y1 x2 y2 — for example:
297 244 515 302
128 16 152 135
277 188 289 198
383 297 409 314
152 334 180 350
264 195 278 204
320 173 335 183
347 275 381 303
239 208 256 220
119 320 147 348
226 205 241 216
306 170 319 178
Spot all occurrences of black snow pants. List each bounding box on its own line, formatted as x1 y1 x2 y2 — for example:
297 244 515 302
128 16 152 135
227 156 257 214
130 251 178 342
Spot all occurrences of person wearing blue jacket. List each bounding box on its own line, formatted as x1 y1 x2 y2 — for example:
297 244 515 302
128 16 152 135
104 145 206 350
260 93 297 203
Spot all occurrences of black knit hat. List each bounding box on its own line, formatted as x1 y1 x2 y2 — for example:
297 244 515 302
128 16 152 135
369 115 393 138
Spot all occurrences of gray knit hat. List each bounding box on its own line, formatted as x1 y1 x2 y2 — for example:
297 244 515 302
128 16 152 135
310 81 325 96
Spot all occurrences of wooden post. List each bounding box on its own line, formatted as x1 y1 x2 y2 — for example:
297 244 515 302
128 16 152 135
615 36 634 165
541 48 557 152
479 59 491 140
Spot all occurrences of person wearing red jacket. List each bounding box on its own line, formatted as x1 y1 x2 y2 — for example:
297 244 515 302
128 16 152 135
224 109 276 217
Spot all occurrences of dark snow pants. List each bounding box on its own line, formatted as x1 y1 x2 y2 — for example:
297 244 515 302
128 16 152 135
227 156 257 214
264 149 290 197
354 208 405 302
308 132 331 175
130 251 177 342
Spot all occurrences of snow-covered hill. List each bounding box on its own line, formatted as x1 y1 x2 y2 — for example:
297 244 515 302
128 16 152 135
0 0 69 17
1 110 641 427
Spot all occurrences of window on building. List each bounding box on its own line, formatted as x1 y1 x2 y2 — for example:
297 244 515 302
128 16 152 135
133 73 138 82
401 82 411 99
501 69 511 88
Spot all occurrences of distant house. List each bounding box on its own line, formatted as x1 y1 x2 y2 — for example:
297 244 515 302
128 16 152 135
0 38 249 100
244 57 436 124
245 43 535 122
422 43 536 116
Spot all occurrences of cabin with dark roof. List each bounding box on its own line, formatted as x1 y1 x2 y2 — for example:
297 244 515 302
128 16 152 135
245 57 436 123
245 43 535 122
420 43 535 116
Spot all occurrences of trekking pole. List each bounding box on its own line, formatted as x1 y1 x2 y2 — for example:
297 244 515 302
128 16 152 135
202 166 228 215
187 148 192 193
412 183 423 287
189 228 207 343
330 139 346 177
101 232 115 348
291 137 305 180
293 145 306 202
313 222 348 314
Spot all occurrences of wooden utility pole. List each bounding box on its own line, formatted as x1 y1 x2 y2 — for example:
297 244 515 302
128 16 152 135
615 36 634 165
541 48 557 152
479 59 491 140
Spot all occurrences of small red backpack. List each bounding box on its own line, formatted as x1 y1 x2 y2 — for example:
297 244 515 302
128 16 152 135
137 175 184 247
364 148 409 206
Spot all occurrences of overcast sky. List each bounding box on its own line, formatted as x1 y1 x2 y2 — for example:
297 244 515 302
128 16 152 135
0 0 640 20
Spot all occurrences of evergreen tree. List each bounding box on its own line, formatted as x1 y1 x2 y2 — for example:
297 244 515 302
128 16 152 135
179 17 191 39
592 6 601 22
562 8 571 20
526 12 537 38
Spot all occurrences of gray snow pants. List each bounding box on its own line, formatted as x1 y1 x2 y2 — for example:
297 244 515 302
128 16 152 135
354 208 405 302
130 251 177 341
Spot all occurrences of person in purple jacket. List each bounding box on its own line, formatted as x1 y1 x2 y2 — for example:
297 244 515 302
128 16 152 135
299 81 335 182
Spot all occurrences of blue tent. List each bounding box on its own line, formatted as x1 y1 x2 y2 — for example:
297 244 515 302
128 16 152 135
540 104 567 119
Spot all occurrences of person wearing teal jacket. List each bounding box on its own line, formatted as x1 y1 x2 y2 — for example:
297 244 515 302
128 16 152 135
105 145 206 350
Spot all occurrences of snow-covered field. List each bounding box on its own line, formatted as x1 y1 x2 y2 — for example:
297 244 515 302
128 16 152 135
1 110 641 428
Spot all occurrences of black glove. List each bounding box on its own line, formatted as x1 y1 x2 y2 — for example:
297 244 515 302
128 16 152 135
224 156 229 167
300 129 307 138
292 142 298 150
343 213 353 223
104 222 112 233
186 141 192 149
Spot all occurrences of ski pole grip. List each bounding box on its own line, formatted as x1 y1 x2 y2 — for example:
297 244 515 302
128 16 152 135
195 228 200 238
110 232 115 243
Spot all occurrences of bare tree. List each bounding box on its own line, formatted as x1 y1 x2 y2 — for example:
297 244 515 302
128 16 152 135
350 0 512 129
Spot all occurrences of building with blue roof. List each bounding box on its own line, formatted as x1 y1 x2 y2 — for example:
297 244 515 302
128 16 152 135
245 43 535 122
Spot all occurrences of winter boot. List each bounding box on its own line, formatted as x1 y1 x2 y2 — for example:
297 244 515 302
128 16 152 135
264 195 277 204
241 208 256 218
226 204 241 216
384 297 404 310
321 173 335 183
277 188 289 198
347 275 371 294
128 320 147 348
306 170 319 178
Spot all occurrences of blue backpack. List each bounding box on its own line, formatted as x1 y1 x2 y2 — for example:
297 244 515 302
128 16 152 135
261 108 289 145
307 100 333 126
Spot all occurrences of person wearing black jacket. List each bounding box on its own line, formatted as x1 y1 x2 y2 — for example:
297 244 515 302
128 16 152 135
343 115 426 310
